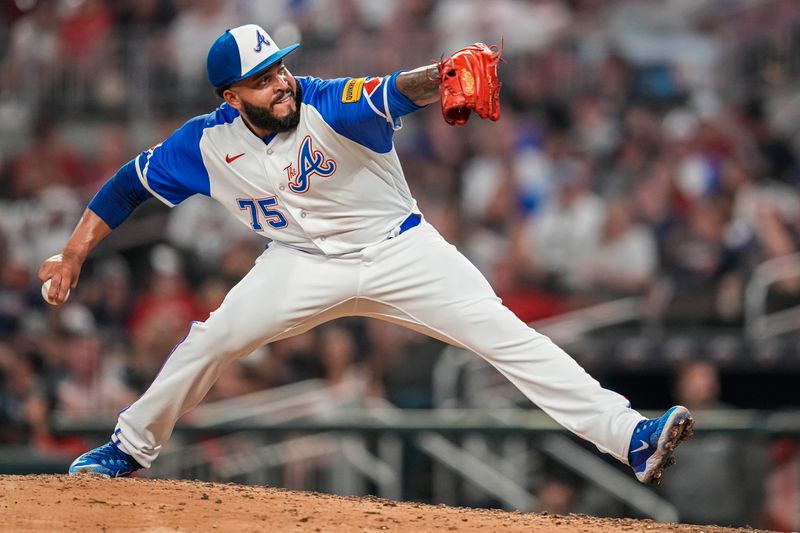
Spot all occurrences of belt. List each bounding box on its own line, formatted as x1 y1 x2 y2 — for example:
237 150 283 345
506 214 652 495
398 213 421 235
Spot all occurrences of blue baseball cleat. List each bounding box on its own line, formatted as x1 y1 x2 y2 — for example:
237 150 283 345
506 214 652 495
629 405 694 484
68 441 143 478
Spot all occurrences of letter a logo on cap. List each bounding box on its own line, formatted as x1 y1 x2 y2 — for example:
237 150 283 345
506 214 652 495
254 30 270 53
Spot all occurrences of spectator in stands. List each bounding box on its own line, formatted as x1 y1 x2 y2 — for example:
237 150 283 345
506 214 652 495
572 92 620 161
1 0 61 104
128 245 205 341
319 324 358 388
0 344 47 445
741 98 799 186
753 205 800 313
601 138 652 201
255 331 324 388
515 156 605 295
0 250 33 338
374 0 437 71
660 361 764 526
433 0 572 58
632 159 681 251
55 304 137 418
59 0 114 63
80 255 134 342
459 118 519 278
367 320 442 409
169 0 240 108
203 356 261 403
579 198 658 297
82 125 133 200
661 200 739 324
9 119 85 198
116 0 176 34
0 180 83 277
126 246 204 390
116 0 178 114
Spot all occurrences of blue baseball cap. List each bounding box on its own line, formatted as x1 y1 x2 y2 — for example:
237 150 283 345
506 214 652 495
207 24 300 89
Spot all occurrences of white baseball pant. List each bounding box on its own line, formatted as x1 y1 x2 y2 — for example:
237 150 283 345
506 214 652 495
114 220 644 467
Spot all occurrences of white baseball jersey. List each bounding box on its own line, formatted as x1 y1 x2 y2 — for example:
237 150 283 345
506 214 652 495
135 74 419 256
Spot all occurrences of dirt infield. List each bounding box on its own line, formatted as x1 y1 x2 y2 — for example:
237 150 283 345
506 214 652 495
0 475 773 532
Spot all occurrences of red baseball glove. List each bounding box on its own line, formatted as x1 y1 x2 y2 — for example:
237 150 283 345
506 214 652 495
438 42 502 126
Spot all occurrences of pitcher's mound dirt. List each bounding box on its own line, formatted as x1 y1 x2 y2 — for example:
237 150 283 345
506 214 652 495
0 475 772 532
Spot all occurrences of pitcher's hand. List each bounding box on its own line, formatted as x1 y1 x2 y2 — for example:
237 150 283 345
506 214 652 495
38 253 82 305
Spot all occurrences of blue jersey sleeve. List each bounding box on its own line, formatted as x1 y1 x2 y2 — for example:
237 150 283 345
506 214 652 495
297 71 423 154
386 70 424 117
88 159 153 229
134 115 213 206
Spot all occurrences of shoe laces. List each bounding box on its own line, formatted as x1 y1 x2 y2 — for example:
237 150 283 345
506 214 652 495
91 443 132 463
634 418 657 435
100 458 129 466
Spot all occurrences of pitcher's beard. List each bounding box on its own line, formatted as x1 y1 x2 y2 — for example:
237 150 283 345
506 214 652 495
242 83 303 133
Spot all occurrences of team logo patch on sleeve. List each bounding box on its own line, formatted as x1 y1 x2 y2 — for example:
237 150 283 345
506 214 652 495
362 77 381 97
341 78 365 103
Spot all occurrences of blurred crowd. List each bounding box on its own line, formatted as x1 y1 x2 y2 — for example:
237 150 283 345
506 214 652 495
1 0 800 527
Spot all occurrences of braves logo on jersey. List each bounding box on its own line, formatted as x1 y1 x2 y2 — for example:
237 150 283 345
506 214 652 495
285 135 336 194
254 30 270 53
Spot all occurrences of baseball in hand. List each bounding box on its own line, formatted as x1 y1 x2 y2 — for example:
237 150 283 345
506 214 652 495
41 279 69 305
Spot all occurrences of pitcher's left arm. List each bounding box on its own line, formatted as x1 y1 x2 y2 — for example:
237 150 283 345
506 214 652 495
395 65 441 107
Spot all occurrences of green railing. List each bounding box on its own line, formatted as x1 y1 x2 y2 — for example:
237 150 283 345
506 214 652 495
45 408 800 437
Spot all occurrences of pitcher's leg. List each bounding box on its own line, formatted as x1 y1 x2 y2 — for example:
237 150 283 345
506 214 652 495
115 246 358 467
359 223 643 462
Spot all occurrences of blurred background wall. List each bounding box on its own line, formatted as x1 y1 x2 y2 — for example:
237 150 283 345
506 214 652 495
2 0 800 530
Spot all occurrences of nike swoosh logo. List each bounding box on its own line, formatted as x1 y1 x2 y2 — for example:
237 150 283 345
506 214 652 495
631 440 650 453
225 152 245 164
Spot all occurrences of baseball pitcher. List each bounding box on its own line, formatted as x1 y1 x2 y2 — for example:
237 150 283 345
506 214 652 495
40 25 693 484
